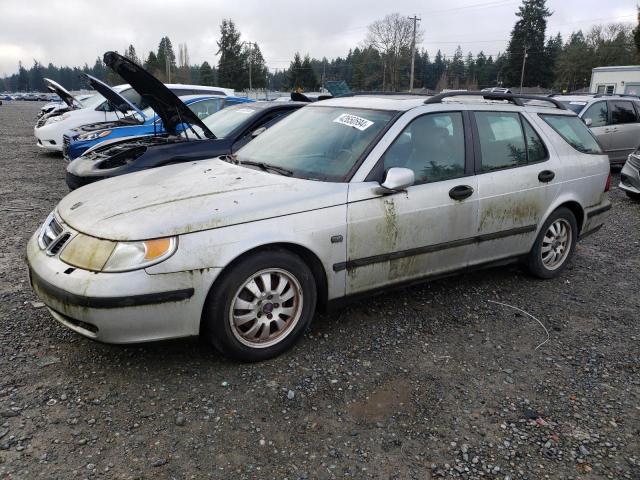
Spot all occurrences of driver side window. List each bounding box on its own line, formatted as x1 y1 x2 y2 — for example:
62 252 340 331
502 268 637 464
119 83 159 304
382 112 465 185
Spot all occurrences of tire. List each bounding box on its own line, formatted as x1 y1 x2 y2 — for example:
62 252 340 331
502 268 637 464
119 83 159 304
625 191 640 201
526 207 578 279
202 249 317 362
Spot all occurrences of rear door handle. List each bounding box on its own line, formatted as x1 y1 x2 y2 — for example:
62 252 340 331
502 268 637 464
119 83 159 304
449 185 474 201
538 170 555 183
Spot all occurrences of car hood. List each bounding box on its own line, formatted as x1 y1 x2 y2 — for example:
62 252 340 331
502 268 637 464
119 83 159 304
44 78 79 108
83 74 145 117
57 159 347 240
103 51 215 139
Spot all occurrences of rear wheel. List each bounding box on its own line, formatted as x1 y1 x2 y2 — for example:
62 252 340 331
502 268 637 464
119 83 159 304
526 207 577 279
202 249 316 362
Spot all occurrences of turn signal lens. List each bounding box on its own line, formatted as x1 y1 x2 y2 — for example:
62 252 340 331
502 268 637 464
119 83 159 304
144 238 172 260
604 172 611 192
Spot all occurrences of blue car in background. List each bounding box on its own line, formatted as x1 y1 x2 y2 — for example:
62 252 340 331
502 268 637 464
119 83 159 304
63 94 253 160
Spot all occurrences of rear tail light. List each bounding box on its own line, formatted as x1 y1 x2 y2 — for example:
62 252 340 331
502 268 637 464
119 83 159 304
604 172 611 192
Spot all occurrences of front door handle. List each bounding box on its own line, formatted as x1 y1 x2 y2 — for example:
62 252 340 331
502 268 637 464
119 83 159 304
538 170 555 183
449 185 474 201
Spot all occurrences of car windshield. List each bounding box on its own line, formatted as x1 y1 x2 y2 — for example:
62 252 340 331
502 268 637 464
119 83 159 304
558 100 587 114
202 104 259 138
80 94 104 108
236 106 397 181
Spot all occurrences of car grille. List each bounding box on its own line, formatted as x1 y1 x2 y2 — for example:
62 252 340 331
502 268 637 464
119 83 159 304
628 154 640 170
38 215 72 256
62 135 70 160
36 116 48 128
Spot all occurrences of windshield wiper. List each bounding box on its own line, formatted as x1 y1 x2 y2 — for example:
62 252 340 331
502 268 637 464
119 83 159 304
239 160 293 176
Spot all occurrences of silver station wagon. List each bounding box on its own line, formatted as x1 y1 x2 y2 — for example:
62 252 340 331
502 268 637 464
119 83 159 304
27 92 612 361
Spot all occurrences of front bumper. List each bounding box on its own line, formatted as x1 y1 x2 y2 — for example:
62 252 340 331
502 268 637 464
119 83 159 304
619 155 640 194
26 231 221 344
34 125 62 152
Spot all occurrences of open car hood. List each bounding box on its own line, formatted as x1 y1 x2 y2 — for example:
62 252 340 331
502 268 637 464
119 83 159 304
103 51 215 138
82 74 145 118
44 78 79 108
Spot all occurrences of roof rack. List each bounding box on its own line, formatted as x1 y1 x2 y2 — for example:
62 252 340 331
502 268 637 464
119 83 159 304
337 91 432 98
593 93 639 98
424 91 568 110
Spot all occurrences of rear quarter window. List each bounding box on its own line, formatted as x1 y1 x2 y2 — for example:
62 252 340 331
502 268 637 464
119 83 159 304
539 114 602 154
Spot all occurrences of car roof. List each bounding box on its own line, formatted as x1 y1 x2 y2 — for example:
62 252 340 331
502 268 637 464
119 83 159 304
310 95 428 111
310 93 575 114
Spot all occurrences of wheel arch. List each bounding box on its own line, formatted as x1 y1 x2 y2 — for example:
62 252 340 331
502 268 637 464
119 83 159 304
554 200 584 235
540 196 585 236
199 242 329 334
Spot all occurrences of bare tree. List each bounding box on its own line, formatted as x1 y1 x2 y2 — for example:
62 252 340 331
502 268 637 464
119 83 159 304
177 43 191 83
365 13 422 91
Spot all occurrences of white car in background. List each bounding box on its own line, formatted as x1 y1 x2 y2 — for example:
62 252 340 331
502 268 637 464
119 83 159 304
34 78 235 152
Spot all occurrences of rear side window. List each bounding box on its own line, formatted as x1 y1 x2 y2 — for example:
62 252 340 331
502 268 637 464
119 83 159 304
582 101 608 127
523 119 547 163
475 112 527 171
610 101 637 124
540 114 602 154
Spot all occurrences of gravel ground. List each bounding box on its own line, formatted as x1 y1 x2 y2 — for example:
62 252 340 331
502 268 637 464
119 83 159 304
0 102 639 480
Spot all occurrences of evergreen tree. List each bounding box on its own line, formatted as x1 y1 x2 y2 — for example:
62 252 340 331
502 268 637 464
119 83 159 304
288 53 303 90
300 55 318 90
144 51 160 76
125 44 140 65
433 50 446 89
248 43 268 88
503 0 551 88
541 33 563 88
200 61 214 86
216 19 244 90
635 7 640 57
29 60 45 91
449 46 465 86
464 52 476 88
18 61 29 91
156 37 176 82
91 57 107 81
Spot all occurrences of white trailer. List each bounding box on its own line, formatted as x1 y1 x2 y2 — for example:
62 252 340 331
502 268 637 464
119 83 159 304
589 66 640 96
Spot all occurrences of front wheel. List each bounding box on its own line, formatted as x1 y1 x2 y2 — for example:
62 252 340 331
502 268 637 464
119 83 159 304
526 207 577 279
202 249 317 362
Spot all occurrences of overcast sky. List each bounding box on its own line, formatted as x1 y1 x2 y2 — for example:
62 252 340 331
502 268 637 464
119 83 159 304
0 0 636 77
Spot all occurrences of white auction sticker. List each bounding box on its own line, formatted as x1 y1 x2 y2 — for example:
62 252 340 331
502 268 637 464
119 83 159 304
333 113 374 131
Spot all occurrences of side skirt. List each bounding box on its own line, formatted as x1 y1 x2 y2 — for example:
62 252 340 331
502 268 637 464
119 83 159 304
325 254 526 312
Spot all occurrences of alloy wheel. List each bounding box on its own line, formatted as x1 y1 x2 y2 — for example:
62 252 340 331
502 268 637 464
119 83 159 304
229 268 303 348
541 218 572 270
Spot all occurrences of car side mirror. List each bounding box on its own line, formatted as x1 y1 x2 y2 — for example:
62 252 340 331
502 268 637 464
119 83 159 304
251 126 267 138
583 117 593 127
377 167 414 194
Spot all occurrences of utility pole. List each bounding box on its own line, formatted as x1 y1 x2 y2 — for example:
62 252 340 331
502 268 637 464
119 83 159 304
242 41 255 93
165 49 171 82
408 15 421 92
519 46 528 94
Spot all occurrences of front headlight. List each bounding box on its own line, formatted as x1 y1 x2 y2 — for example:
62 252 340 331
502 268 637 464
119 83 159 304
77 130 112 141
60 234 177 272
46 113 70 124
103 237 177 272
